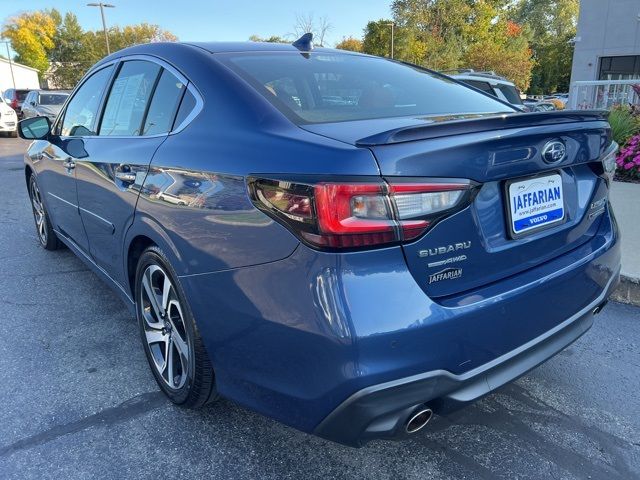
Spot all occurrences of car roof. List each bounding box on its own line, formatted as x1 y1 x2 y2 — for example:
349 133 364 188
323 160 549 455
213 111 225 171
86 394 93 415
185 41 347 54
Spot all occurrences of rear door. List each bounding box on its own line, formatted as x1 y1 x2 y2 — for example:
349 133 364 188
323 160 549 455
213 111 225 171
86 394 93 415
75 59 187 287
21 92 36 119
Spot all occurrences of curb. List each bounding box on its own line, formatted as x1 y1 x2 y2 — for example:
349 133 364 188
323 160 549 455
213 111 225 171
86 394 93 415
611 274 640 306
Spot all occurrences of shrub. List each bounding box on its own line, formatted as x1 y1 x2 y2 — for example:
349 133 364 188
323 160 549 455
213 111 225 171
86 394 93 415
549 98 565 110
616 134 640 180
608 105 640 146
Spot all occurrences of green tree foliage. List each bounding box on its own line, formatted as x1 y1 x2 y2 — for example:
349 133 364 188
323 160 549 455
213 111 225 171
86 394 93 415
49 13 92 88
509 0 579 94
2 9 177 86
249 35 288 43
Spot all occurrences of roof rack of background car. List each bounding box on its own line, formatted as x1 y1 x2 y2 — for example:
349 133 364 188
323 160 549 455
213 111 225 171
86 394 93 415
439 69 510 82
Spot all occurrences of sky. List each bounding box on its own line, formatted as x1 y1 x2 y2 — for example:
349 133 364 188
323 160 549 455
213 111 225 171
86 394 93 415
3 0 392 49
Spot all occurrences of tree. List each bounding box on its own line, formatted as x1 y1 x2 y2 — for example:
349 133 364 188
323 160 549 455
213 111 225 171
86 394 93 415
1 9 59 74
509 0 579 93
362 19 395 58
292 13 332 46
49 12 91 88
249 35 288 43
360 1 534 86
465 21 534 90
335 37 363 52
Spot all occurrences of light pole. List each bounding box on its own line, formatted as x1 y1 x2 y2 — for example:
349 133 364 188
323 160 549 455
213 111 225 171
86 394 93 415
383 22 395 59
87 3 115 55
0 40 16 89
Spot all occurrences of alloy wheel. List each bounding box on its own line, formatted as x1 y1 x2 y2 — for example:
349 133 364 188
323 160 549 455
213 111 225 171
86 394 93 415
140 264 190 390
30 180 47 245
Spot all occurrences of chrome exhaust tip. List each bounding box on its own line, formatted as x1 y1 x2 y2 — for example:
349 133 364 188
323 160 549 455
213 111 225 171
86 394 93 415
593 300 608 315
405 408 433 434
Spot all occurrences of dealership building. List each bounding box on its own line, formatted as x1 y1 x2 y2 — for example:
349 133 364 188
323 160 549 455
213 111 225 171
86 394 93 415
568 0 640 108
0 57 39 93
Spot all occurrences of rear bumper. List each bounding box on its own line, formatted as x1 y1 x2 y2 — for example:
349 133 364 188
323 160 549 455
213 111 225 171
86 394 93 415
313 270 618 446
0 122 17 132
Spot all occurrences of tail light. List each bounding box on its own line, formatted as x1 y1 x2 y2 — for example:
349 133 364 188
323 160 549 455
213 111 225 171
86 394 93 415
248 177 478 250
10 99 18 110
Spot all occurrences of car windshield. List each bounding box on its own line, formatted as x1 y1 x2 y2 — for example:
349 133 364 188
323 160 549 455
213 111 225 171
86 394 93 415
496 84 523 105
219 52 514 124
39 93 68 105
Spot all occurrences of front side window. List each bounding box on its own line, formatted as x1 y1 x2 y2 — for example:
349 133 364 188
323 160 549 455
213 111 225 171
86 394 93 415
99 60 161 136
61 65 114 137
142 69 185 135
218 53 513 124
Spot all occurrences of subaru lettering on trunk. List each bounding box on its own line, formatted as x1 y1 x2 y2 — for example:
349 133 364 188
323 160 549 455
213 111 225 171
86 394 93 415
18 37 621 448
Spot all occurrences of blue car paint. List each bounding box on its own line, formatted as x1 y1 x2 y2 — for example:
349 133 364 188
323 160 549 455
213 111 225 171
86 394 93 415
22 41 621 446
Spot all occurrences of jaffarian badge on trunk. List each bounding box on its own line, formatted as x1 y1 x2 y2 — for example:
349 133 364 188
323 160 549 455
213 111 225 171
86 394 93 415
429 267 463 284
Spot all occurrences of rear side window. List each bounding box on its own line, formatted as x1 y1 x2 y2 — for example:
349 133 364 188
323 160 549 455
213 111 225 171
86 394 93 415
495 84 523 105
173 89 196 129
218 53 513 124
61 65 114 137
463 80 495 96
99 60 160 136
142 70 186 135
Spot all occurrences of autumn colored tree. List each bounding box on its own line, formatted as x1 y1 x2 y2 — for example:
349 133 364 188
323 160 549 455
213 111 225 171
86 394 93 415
335 37 363 52
464 20 534 91
2 9 59 74
361 1 534 88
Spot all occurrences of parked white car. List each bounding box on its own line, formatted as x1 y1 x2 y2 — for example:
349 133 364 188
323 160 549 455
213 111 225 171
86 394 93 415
444 70 527 111
0 94 18 137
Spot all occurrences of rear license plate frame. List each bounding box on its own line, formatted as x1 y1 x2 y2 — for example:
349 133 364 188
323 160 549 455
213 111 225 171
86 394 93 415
504 171 566 239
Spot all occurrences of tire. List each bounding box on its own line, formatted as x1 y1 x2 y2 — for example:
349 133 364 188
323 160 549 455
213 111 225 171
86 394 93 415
28 174 61 250
135 245 218 408
9 130 18 138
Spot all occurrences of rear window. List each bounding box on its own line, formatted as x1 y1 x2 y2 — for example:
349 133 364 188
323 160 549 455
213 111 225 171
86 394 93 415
218 52 513 124
17 91 28 101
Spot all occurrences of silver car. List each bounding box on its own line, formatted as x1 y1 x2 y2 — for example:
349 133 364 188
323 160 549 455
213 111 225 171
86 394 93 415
21 90 70 121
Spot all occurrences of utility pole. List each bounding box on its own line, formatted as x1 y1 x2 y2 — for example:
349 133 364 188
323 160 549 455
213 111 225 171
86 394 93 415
87 3 115 55
1 40 16 89
384 22 395 59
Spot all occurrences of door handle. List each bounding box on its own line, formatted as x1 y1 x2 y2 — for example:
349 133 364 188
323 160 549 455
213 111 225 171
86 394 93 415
115 165 136 184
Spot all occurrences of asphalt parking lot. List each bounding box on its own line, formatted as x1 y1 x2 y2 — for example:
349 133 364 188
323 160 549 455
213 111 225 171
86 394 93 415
0 137 639 480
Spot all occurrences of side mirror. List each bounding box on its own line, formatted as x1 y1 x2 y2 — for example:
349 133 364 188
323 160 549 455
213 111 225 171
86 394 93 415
18 116 51 140
30 101 37 107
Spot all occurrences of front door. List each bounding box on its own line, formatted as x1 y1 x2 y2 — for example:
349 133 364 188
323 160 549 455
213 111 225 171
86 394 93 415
34 65 115 252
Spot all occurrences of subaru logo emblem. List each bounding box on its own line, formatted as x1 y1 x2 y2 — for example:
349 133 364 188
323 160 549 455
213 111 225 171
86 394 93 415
542 140 566 163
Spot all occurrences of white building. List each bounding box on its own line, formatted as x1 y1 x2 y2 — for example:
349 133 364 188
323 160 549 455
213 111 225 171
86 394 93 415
568 0 640 109
0 57 39 93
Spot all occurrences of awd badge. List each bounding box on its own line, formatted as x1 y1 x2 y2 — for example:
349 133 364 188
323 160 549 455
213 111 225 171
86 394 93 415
429 267 462 284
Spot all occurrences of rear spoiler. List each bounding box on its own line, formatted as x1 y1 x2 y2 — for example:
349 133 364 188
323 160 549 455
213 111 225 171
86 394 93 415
356 110 609 147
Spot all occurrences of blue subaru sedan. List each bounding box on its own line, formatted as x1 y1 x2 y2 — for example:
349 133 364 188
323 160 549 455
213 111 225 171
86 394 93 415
18 37 620 446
